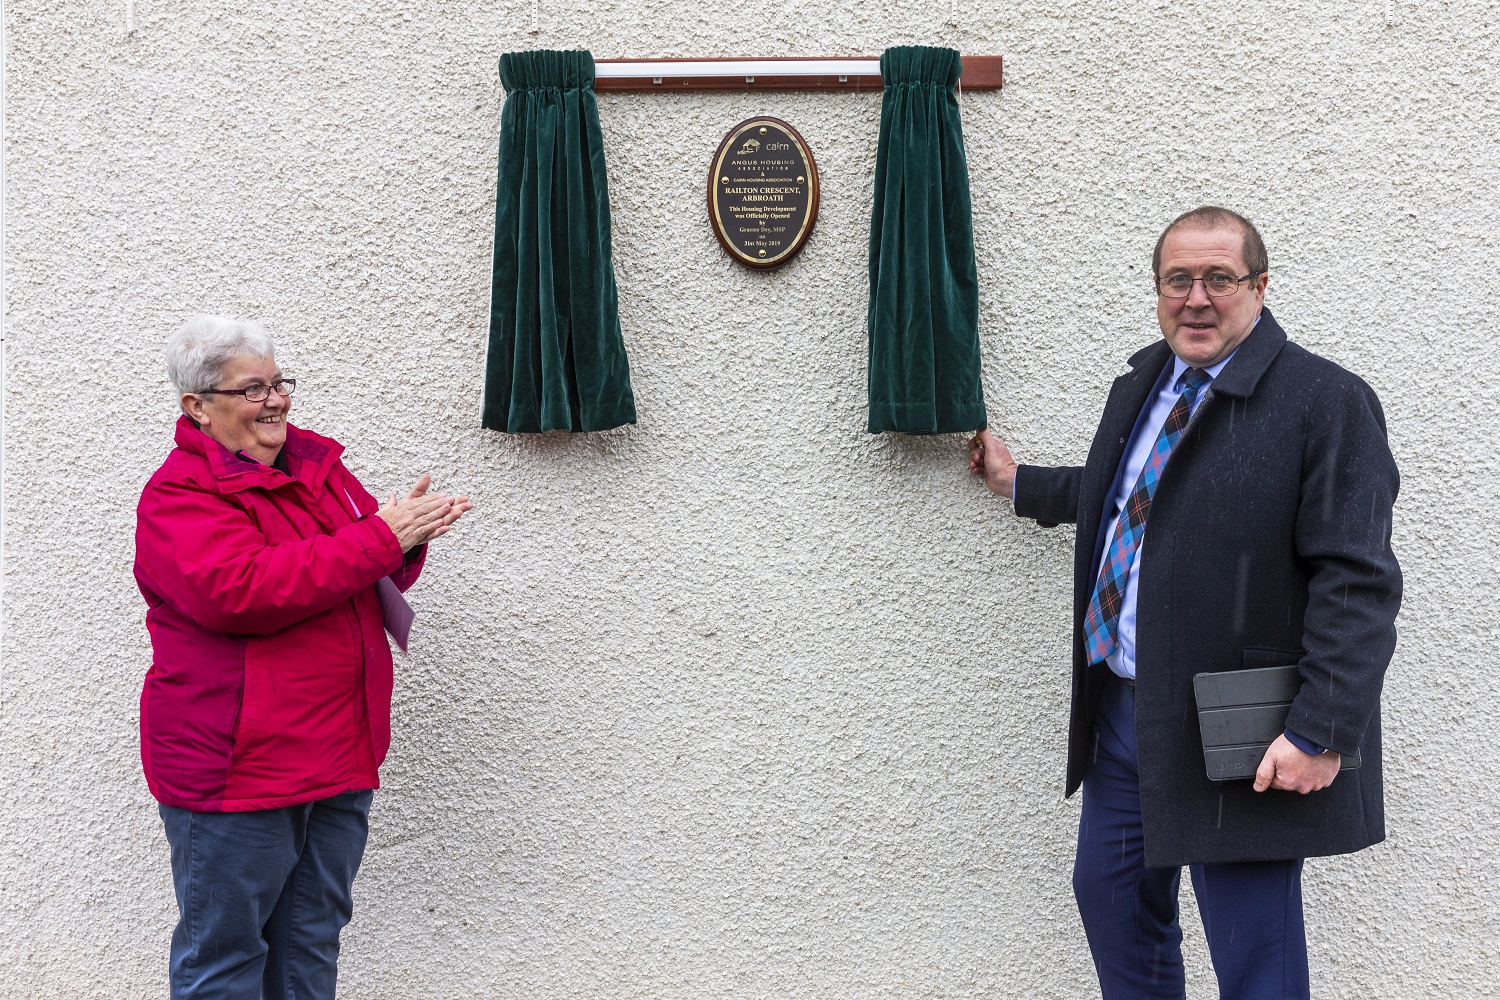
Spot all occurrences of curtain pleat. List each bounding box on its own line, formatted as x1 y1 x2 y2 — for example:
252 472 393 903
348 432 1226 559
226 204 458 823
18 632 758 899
866 46 987 434
484 50 636 433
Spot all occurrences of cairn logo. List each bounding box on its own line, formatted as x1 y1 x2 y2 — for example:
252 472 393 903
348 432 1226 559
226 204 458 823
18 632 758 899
736 138 761 155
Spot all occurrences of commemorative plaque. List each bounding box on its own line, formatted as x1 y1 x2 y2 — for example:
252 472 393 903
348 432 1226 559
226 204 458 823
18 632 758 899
708 117 819 269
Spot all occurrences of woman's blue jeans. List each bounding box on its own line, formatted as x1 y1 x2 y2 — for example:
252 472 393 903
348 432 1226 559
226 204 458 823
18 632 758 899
158 789 373 1000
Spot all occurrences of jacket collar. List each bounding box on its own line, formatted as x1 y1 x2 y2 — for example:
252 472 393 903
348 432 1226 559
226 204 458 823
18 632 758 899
173 414 344 496
1124 305 1287 399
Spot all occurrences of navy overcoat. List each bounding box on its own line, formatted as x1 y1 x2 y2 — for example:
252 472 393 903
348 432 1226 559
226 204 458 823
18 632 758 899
1015 308 1402 867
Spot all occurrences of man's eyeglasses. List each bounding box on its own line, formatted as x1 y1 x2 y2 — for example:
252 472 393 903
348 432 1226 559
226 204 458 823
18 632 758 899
196 379 297 402
1155 272 1263 298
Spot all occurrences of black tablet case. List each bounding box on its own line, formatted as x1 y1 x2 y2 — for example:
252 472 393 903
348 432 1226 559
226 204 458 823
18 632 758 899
1192 665 1361 781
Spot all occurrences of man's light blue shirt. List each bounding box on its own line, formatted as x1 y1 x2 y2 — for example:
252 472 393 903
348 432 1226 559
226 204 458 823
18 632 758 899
1098 350 1236 681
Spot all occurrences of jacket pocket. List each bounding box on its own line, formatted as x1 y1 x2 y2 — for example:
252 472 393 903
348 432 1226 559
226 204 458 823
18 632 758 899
229 654 268 764
1240 645 1304 670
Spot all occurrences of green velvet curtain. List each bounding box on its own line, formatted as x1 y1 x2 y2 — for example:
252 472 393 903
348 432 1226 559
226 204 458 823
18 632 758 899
483 50 637 433
866 46 987 434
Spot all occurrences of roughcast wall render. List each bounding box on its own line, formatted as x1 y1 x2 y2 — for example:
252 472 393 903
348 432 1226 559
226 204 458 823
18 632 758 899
4 3 1497 997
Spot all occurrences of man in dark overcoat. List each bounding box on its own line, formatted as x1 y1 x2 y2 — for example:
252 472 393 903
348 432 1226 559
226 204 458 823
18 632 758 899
969 206 1402 1000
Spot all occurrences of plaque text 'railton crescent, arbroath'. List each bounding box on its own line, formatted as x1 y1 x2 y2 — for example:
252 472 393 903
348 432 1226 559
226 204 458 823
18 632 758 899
708 118 819 269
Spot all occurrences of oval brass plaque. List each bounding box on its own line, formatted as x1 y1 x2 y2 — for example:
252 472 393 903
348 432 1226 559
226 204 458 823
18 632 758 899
707 117 819 270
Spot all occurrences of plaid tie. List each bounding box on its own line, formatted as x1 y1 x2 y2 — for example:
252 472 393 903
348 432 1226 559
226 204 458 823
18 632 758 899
1082 367 1212 666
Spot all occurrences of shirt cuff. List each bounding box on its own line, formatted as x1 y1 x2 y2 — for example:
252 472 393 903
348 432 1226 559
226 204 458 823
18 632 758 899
1284 729 1325 756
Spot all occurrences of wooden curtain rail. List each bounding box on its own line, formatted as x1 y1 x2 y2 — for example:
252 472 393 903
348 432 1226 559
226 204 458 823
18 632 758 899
591 56 1002 92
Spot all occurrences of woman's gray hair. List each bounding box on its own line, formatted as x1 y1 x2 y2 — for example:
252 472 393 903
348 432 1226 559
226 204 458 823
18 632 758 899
166 316 276 410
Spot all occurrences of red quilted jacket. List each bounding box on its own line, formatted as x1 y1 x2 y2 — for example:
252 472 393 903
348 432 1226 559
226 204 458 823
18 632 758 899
135 416 424 811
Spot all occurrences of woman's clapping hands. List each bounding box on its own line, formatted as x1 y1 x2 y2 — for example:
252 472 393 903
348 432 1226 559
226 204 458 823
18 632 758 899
375 474 473 552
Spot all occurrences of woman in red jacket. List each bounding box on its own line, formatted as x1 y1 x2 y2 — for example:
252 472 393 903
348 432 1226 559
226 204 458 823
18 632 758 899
135 315 471 1000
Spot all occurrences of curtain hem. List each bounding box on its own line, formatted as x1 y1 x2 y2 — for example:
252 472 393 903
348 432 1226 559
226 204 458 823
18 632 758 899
867 399 987 435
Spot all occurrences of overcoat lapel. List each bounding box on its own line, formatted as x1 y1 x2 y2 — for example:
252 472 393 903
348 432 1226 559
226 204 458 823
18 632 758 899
1063 338 1172 791
1207 307 1288 400
1071 339 1173 618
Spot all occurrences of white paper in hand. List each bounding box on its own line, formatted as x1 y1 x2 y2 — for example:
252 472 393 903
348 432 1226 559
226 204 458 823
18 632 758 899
376 576 415 653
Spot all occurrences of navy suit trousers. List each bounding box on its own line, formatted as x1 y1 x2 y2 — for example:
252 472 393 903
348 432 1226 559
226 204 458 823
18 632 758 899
1074 675 1310 1000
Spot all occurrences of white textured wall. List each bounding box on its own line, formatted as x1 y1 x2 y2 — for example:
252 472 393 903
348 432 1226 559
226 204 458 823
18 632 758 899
4 2 1498 997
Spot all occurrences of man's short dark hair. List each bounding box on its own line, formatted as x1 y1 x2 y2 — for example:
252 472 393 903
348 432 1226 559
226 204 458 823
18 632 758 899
1152 206 1269 277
